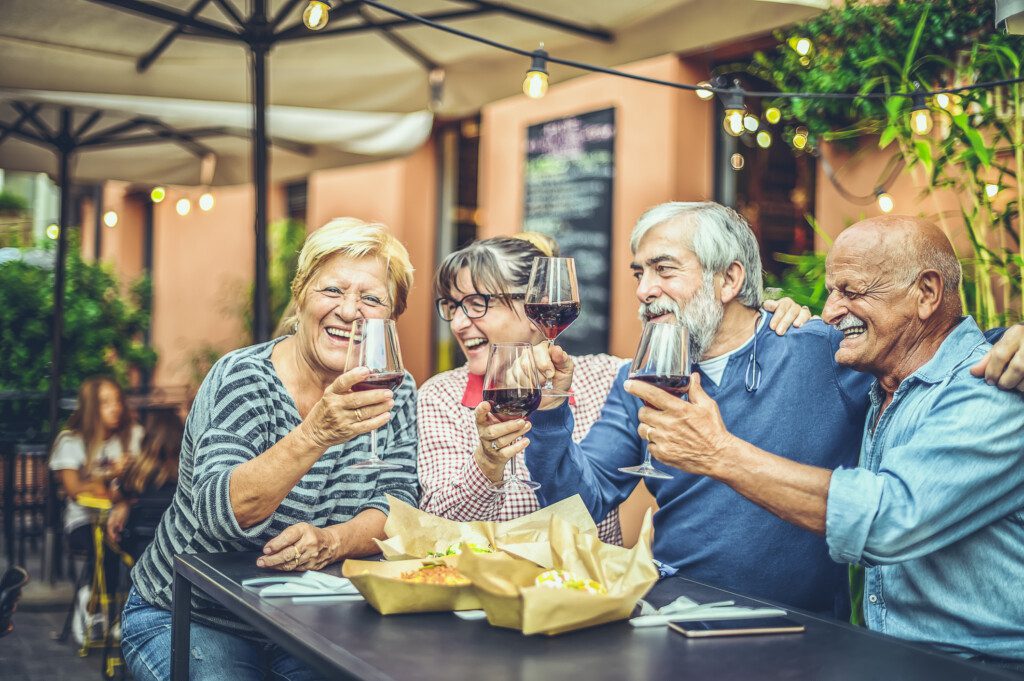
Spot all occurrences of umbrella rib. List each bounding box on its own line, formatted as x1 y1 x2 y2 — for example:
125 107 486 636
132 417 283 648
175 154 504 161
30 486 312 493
212 0 246 29
11 101 56 142
274 8 490 41
72 110 105 140
356 7 439 71
270 0 304 28
446 0 613 42
0 103 43 145
136 0 215 73
143 120 216 157
84 0 240 40
0 122 48 146
80 117 155 146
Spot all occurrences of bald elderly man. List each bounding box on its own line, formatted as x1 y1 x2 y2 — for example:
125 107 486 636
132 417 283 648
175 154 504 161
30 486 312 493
627 215 1024 666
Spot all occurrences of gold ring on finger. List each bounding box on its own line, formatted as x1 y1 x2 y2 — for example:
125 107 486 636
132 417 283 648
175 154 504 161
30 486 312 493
491 440 499 452
355 408 364 421
291 546 299 562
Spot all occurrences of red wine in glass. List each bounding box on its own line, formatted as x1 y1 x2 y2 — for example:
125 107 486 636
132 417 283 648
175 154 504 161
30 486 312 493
483 342 542 492
482 387 542 421
524 302 581 341
351 371 405 393
619 321 690 480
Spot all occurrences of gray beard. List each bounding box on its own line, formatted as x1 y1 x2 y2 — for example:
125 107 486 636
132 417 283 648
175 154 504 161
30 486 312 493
638 271 724 361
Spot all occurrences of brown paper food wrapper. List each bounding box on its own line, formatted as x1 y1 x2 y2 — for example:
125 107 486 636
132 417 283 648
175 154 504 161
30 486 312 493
458 510 657 636
375 493 597 567
342 556 481 615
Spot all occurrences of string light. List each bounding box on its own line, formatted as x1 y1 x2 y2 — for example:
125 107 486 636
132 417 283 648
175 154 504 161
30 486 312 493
719 80 746 137
695 81 714 101
876 191 895 213
743 114 760 132
103 210 118 227
756 130 772 148
302 1 331 30
150 186 166 203
730 153 745 170
46 224 59 240
985 183 1000 198
934 93 951 110
792 126 809 150
765 107 782 124
523 45 549 99
176 198 191 216
788 36 813 57
199 192 215 211
910 88 933 136
428 68 446 111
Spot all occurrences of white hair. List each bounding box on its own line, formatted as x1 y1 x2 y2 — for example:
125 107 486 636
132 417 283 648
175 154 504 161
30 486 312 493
630 201 764 308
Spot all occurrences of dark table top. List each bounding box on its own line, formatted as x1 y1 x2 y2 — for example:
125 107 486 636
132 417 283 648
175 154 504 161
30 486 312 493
175 551 1019 681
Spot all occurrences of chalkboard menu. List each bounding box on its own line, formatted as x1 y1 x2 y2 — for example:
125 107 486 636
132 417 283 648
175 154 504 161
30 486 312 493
523 108 615 356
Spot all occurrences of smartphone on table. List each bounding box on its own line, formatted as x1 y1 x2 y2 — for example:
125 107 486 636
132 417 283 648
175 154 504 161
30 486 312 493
668 617 806 638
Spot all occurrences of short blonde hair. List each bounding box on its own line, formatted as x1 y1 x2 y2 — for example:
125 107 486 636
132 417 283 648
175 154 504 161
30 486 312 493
511 231 560 257
289 217 414 320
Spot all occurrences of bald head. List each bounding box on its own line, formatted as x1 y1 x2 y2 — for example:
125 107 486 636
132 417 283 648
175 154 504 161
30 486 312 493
831 215 962 316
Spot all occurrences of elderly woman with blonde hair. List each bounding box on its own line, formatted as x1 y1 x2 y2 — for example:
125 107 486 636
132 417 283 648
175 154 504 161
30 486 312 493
121 218 418 681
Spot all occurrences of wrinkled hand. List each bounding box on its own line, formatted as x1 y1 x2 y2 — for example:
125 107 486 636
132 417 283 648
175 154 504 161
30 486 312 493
472 402 531 483
971 323 1024 393
258 522 339 571
531 342 574 409
299 367 395 450
624 373 735 477
105 501 129 546
762 297 813 335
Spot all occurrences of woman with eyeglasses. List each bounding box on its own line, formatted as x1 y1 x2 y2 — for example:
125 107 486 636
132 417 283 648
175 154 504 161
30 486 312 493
418 235 627 543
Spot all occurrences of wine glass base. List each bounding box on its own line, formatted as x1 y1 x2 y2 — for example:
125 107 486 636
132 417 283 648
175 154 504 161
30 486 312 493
492 477 541 493
618 464 672 479
540 388 572 399
350 458 403 470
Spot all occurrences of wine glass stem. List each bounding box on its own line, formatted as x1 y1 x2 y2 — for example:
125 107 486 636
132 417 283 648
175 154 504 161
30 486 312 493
544 339 556 389
369 427 379 461
507 452 519 481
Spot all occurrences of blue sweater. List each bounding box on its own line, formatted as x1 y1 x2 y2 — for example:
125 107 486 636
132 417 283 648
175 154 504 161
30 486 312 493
527 315 1010 616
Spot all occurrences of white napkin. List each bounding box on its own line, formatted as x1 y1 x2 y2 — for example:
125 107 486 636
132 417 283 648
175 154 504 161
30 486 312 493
242 571 362 599
630 595 787 628
453 610 488 621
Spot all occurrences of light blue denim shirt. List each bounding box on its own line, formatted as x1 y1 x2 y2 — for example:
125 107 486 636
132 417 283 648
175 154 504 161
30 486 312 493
825 316 1024 661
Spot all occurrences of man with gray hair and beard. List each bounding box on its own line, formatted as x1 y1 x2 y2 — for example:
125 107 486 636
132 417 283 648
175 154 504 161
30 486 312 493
507 202 1022 618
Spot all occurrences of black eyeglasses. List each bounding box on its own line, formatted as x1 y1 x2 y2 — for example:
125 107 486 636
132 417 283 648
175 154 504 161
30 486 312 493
435 293 526 321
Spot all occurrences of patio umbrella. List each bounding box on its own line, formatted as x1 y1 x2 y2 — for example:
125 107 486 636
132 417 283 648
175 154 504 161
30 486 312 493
0 0 827 341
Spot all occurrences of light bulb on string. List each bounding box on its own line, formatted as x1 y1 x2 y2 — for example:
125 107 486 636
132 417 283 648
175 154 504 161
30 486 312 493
523 45 549 99
302 1 330 30
909 88 933 136
695 81 714 101
199 192 214 212
150 186 166 203
718 79 746 137
788 36 813 57
934 93 951 110
46 224 60 240
765 107 782 125
756 130 772 148
743 114 759 132
103 210 118 228
176 198 191 216
985 183 999 198
876 191 895 214
792 126 809 150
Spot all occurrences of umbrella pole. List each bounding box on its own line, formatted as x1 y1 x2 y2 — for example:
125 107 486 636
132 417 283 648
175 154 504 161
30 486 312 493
48 110 73 446
251 6 271 343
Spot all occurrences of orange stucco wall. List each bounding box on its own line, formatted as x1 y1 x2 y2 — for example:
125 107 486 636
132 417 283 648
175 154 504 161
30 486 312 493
478 54 714 361
307 141 437 385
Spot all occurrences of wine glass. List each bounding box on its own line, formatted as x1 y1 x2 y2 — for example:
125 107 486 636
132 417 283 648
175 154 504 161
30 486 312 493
619 321 690 480
345 318 405 470
524 257 580 398
482 342 542 492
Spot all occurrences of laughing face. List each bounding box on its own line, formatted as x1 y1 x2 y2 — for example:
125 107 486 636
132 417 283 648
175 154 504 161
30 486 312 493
294 253 392 382
822 231 917 375
448 268 541 376
631 219 725 360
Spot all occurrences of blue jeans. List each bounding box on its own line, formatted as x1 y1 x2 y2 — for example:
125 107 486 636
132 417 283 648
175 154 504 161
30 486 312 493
121 587 324 681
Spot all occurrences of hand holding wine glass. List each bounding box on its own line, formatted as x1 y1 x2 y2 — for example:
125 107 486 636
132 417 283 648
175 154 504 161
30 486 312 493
619 321 690 480
344 318 405 470
479 342 542 492
525 257 580 398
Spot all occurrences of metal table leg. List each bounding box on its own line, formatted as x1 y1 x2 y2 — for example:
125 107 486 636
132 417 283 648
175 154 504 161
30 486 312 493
171 570 192 681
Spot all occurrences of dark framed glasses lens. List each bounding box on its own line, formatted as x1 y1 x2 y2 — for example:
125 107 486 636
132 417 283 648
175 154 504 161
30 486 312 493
463 294 489 318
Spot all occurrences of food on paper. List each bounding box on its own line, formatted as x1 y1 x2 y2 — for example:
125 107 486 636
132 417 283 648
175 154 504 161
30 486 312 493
428 542 494 558
399 563 471 586
534 569 607 595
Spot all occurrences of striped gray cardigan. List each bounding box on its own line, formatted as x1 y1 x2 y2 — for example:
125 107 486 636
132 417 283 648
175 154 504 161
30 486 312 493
131 338 418 637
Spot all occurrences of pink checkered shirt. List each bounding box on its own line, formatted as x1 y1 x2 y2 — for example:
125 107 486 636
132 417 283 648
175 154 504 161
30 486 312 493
417 353 626 545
